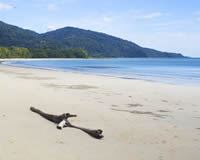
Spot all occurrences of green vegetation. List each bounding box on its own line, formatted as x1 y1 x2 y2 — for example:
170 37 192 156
0 21 184 58
0 21 62 49
29 48 88 58
0 47 31 58
0 47 88 58
42 27 184 58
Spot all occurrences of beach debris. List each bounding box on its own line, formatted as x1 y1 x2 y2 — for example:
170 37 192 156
30 107 103 139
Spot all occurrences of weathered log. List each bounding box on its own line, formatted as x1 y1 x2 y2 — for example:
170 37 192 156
56 119 103 138
30 107 103 139
57 118 103 139
30 107 77 123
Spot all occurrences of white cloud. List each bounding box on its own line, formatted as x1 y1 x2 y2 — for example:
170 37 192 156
103 17 112 22
47 25 57 31
0 3 13 10
137 12 161 19
48 4 57 11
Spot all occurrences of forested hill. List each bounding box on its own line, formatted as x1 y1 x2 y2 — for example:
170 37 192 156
0 21 184 58
42 27 183 58
0 21 62 48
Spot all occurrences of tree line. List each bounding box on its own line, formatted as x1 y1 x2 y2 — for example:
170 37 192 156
0 47 88 58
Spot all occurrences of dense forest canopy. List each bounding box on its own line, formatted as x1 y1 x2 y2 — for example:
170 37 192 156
0 47 88 58
0 47 31 58
0 21 184 58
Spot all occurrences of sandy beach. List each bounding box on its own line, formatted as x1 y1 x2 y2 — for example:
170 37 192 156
0 63 200 160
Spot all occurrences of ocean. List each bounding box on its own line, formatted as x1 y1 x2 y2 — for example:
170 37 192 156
2 58 200 86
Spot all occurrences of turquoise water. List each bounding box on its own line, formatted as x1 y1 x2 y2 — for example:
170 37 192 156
3 58 200 86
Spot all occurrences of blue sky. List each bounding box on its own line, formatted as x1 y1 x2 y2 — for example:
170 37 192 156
0 0 200 57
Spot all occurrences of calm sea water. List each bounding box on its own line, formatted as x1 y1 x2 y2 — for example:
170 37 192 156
3 58 200 86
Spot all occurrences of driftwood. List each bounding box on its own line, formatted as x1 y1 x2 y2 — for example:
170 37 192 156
30 107 103 139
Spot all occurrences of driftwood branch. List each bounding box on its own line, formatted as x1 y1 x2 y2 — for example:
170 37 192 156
30 107 103 139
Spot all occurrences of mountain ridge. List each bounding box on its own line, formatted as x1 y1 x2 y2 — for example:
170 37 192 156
0 21 184 58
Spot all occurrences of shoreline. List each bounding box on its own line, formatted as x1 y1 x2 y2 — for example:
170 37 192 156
0 64 200 159
1 58 200 87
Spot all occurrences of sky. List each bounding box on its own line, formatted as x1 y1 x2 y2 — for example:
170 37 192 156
0 0 200 57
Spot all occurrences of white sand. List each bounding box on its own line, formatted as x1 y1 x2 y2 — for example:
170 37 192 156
0 63 200 160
